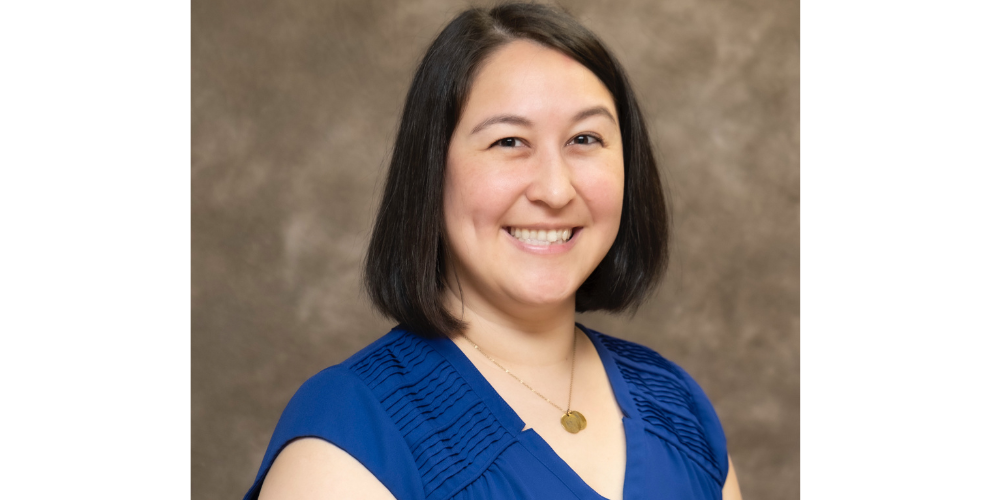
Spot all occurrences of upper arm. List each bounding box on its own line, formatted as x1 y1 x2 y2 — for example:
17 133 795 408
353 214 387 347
259 438 396 500
722 455 743 500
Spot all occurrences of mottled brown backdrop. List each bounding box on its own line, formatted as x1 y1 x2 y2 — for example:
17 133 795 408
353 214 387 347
192 0 799 498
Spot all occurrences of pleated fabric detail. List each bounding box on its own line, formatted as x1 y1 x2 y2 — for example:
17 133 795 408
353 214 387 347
348 331 516 499
592 331 727 485
452 459 520 498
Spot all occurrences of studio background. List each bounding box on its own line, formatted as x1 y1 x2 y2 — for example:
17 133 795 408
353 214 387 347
192 0 799 498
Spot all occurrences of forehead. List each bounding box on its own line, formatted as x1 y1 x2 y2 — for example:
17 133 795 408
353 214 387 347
461 40 617 123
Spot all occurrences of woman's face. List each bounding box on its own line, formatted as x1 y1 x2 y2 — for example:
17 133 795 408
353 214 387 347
442 40 624 317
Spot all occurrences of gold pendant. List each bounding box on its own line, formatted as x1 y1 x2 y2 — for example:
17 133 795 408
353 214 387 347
560 410 587 433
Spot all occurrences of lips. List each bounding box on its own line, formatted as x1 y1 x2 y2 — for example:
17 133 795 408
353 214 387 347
505 227 576 245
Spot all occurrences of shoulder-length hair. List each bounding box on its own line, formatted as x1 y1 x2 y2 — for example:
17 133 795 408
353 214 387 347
364 2 670 336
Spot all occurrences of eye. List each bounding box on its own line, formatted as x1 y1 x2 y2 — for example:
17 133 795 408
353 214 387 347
491 137 526 148
569 134 603 146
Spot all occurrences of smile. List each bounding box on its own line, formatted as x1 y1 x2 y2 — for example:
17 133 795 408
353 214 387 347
505 227 576 246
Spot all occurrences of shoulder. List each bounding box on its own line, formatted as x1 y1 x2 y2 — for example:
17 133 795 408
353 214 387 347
277 330 412 427
585 326 707 395
247 327 518 500
283 327 437 420
244 329 426 500
258 438 396 500
587 327 718 408
583 326 731 487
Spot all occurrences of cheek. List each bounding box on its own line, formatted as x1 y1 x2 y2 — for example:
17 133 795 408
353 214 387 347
444 160 523 235
578 165 625 224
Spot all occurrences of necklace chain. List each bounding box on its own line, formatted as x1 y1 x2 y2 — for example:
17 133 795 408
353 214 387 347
459 329 577 415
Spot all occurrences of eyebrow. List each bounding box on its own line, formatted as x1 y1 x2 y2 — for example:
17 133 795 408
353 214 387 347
572 106 617 125
470 114 531 135
468 106 617 136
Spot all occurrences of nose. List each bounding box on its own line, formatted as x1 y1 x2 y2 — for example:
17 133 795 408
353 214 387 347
525 149 576 209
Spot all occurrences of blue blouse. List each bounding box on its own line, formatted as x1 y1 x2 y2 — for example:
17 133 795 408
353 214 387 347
244 325 728 499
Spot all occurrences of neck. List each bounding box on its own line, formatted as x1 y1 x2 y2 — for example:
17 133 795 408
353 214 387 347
442 286 578 369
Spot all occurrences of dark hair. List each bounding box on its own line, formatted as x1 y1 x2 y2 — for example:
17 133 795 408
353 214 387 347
364 2 670 336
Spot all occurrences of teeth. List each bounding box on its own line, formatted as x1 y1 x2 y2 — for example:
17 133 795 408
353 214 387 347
506 227 574 245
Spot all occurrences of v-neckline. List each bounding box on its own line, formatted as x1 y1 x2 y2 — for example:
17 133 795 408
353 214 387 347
423 324 642 500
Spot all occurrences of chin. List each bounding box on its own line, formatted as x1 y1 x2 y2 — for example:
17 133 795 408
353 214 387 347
506 280 579 308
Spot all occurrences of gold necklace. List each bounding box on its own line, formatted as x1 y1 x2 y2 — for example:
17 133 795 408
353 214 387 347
459 329 587 434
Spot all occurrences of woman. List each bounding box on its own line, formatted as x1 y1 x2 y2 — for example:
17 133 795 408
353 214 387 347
245 4 741 499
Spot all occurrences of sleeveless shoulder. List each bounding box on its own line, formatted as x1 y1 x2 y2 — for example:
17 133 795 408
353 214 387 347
244 328 516 500
586 328 730 487
243 333 425 499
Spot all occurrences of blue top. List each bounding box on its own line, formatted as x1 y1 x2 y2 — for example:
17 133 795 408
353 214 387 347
244 325 728 499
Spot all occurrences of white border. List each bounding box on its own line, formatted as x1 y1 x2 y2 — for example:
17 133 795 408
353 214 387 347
0 2 190 497
804 0 1001 497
